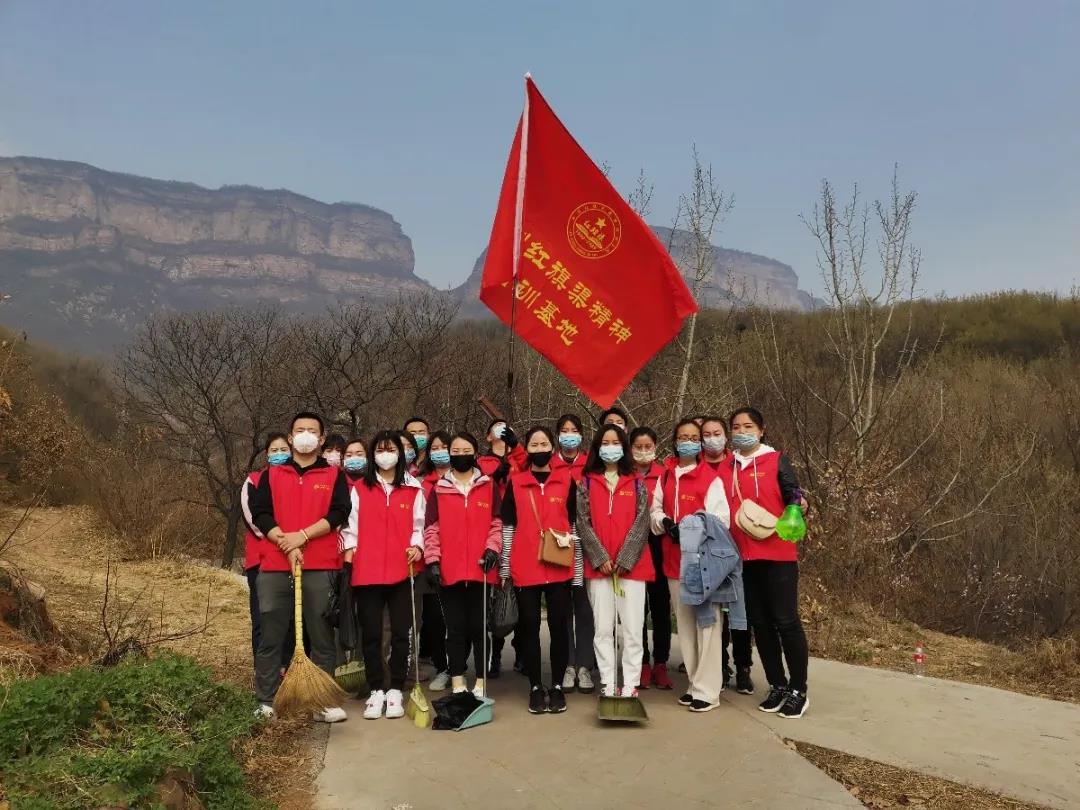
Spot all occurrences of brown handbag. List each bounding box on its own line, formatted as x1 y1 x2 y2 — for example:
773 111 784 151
528 488 575 567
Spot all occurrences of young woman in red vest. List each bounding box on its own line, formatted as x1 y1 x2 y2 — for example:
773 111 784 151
648 418 731 712
342 437 367 480
629 426 674 690
421 430 453 496
499 426 576 714
249 412 354 723
415 429 452 691
350 430 426 721
423 431 501 697
718 406 810 719
576 424 652 697
240 432 290 669
553 413 595 694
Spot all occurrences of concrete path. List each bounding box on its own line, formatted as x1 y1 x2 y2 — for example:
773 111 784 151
732 657 1080 809
317 656 860 809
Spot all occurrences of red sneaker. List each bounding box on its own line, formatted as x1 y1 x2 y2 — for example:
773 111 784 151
639 663 653 689
652 662 674 690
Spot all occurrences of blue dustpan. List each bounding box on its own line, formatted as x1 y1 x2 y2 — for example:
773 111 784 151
456 695 494 730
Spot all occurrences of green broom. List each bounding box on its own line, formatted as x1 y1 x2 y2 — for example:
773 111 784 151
274 561 348 716
404 562 432 728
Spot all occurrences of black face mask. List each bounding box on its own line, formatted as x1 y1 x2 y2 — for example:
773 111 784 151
528 450 553 469
449 454 475 473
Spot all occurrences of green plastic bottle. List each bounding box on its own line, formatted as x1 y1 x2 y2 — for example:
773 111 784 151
776 504 807 542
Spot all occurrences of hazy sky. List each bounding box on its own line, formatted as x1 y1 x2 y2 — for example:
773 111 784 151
1 1 1077 297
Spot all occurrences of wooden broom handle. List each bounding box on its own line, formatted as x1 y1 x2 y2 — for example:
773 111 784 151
293 560 303 649
477 396 508 422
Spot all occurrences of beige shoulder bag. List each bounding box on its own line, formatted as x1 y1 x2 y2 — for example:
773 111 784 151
732 465 778 540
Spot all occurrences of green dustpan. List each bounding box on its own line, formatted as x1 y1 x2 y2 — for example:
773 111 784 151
597 574 648 723
334 657 367 693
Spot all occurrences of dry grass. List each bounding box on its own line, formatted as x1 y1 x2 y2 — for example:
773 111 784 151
0 504 321 806
802 577 1080 704
793 741 1048 809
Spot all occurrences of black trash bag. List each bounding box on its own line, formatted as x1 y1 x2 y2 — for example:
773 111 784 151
432 692 483 730
490 581 518 639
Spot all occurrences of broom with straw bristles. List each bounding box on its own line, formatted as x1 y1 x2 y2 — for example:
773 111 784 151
274 561 347 716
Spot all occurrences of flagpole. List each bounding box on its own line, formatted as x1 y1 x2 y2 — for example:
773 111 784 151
506 72 530 422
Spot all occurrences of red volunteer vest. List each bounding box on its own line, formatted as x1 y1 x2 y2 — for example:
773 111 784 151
262 464 343 572
659 461 718 580
716 451 796 562
582 473 654 581
242 470 263 570
431 476 499 586
509 469 573 587
351 478 425 586
551 451 586 483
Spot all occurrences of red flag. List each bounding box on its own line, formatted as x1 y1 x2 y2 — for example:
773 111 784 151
480 76 698 409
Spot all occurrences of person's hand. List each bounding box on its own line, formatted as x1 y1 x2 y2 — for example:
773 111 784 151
502 425 519 450
343 549 354 564
427 562 442 587
662 518 680 544
799 496 809 513
598 560 615 576
405 546 423 564
280 531 306 552
614 565 629 577
287 547 304 570
479 549 499 572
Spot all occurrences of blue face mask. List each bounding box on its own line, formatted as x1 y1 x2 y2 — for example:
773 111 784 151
267 451 290 466
343 456 367 473
599 445 624 464
405 448 417 465
412 435 428 451
430 449 451 467
676 441 702 458
730 433 760 451
559 432 582 450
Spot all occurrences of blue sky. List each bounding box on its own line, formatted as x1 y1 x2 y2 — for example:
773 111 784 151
1 0 1077 297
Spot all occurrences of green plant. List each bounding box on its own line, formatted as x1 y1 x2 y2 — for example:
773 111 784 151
0 653 267 808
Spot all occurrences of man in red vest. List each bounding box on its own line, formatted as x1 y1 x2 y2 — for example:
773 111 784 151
249 411 354 722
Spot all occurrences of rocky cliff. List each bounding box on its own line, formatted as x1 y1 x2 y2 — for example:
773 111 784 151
453 226 819 317
0 157 426 349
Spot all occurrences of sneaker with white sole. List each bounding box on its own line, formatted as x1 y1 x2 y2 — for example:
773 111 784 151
777 689 809 719
620 686 639 698
363 690 386 720
576 667 595 694
758 685 789 713
384 688 405 719
561 665 577 691
688 699 720 712
254 703 275 720
429 670 451 691
600 684 616 698
312 706 347 723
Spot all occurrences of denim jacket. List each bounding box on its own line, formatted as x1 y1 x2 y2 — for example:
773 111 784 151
678 511 746 630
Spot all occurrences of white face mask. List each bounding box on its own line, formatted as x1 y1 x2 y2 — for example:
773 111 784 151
633 449 656 464
324 451 342 467
374 451 399 471
292 431 320 454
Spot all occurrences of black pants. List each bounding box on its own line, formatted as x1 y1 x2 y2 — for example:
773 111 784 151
516 581 571 689
247 566 297 668
641 535 672 665
743 560 809 693
440 581 487 677
722 614 753 675
419 593 448 672
356 580 413 692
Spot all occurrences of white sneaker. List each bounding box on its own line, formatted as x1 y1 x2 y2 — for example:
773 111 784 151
620 686 640 698
429 670 451 691
561 665 577 691
254 703 275 720
600 685 616 698
312 706 347 723
363 690 386 720
385 688 405 719
472 678 487 699
577 667 595 693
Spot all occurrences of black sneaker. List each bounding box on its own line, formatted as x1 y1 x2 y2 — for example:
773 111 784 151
688 699 719 713
528 686 547 714
547 686 567 713
487 659 502 680
677 692 693 706
778 689 809 719
759 685 788 713
736 667 755 695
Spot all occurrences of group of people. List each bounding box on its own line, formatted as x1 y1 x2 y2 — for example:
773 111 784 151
241 405 811 724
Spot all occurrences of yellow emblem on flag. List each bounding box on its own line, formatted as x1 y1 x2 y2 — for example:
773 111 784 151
567 202 621 259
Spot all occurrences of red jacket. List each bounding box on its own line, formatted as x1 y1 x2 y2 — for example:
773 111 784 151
658 460 718 580
581 473 654 581
716 451 796 562
422 469 443 498
423 473 502 585
350 477 426 586
261 465 344 572
508 469 574 587
552 451 586 483
242 470 263 570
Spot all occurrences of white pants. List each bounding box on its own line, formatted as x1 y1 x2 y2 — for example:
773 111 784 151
587 577 646 691
669 578 726 704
